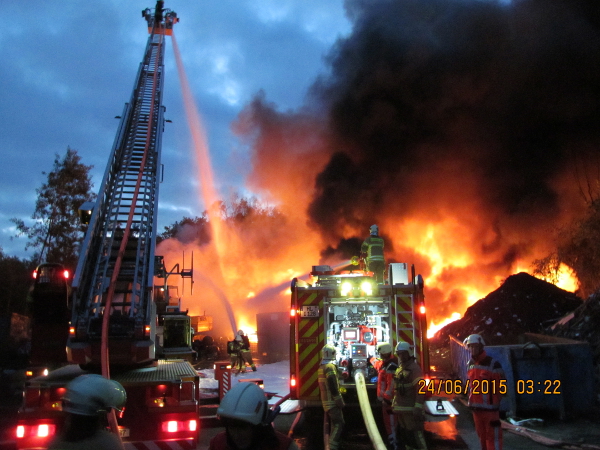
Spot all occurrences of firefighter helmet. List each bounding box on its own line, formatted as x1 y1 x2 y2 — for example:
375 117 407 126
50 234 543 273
321 344 337 362
395 341 411 354
217 382 273 426
377 342 393 356
370 224 379 236
463 334 485 346
238 330 245 336
62 374 126 416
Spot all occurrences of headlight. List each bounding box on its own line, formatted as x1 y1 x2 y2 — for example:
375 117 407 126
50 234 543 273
361 281 373 296
341 281 353 296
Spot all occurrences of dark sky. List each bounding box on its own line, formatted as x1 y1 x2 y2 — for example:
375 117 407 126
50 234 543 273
4 0 598 323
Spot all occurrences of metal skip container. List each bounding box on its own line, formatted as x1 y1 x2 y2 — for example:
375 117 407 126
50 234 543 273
450 333 596 419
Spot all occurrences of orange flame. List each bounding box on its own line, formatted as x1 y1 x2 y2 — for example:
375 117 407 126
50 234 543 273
161 36 582 341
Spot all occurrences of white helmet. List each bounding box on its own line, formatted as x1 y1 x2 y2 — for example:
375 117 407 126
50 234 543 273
395 341 411 354
238 329 245 336
370 224 379 236
62 374 126 416
463 334 485 346
377 342 393 355
321 344 336 363
217 382 273 426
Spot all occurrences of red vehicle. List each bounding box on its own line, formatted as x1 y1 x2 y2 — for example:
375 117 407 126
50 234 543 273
16 361 199 449
290 261 429 405
27 263 71 369
14 3 200 449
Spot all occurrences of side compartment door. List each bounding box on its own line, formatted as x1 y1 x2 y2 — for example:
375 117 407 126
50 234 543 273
291 287 325 401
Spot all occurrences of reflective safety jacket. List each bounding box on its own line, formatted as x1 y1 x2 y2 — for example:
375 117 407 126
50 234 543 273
392 358 425 413
361 236 384 263
318 362 342 411
239 334 251 352
466 350 504 410
371 355 398 402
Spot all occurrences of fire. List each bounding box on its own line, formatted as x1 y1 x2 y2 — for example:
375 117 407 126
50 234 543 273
549 263 580 293
161 12 585 343
236 314 258 344
428 313 462 339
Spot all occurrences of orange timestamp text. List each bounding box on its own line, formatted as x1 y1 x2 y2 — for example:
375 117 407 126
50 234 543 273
515 379 561 395
418 379 507 396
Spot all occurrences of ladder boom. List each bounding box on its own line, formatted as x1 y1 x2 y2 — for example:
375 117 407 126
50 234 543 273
68 3 178 366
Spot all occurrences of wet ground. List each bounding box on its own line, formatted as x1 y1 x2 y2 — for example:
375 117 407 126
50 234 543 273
3 358 600 450
196 395 600 450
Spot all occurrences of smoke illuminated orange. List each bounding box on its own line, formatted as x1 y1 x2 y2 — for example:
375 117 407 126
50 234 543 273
160 33 583 345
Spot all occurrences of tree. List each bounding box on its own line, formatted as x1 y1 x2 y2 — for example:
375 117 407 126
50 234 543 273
158 215 210 245
158 195 284 245
533 148 600 298
533 200 600 298
0 247 34 316
11 147 95 270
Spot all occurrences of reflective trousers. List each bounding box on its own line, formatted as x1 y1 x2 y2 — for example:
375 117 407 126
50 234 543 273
395 411 427 450
472 409 502 450
382 402 394 436
326 406 345 450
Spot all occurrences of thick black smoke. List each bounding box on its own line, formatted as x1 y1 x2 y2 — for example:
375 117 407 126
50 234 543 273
306 0 600 254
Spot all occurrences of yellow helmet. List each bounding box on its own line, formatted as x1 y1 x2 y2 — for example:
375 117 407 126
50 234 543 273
321 344 337 362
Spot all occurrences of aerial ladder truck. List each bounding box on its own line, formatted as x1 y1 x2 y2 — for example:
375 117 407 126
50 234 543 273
15 4 201 449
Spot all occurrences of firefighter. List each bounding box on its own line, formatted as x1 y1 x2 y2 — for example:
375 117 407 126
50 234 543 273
464 334 505 450
237 329 257 372
361 224 385 283
372 342 399 447
392 341 427 450
318 344 345 450
48 374 126 450
210 381 298 450
227 337 242 373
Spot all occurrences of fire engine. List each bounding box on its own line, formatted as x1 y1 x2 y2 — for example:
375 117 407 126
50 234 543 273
290 261 430 404
27 263 71 371
15 3 201 449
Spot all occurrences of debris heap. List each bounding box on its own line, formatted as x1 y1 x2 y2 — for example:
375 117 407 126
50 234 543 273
550 291 600 398
430 272 583 347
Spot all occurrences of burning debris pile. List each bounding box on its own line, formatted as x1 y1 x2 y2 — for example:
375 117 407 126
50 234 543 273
551 292 600 394
430 272 583 348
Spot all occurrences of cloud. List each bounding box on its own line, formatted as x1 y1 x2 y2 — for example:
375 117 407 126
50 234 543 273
0 0 349 259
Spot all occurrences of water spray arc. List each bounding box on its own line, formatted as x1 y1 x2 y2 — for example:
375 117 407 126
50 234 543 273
170 31 241 336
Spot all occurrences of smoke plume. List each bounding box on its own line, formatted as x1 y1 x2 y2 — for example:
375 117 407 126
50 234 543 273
232 0 600 329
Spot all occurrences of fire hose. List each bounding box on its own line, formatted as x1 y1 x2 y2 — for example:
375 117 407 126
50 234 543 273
354 370 388 450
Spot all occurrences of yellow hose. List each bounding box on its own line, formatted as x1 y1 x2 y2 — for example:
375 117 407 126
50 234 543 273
354 370 388 450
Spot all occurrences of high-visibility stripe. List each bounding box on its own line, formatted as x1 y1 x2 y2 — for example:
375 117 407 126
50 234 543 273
295 290 324 400
390 298 397 348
